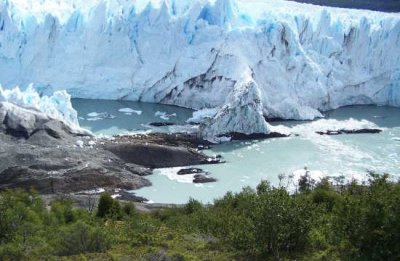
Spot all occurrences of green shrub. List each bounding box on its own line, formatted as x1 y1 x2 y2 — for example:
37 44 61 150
56 221 111 256
184 198 203 214
96 193 122 219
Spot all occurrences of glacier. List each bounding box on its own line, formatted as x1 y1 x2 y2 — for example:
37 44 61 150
0 85 82 132
0 0 399 138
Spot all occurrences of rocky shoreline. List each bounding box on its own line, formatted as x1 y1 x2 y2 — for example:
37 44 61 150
0 102 224 206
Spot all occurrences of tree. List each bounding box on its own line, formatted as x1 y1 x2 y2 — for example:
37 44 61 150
96 193 121 219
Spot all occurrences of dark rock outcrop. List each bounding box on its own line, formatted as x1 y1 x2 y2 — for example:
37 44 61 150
177 168 204 175
105 143 212 168
149 122 175 127
219 131 290 141
193 174 217 183
0 165 150 194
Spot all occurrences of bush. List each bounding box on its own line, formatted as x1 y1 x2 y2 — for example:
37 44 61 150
96 193 122 219
1 173 400 260
184 198 203 214
56 221 111 256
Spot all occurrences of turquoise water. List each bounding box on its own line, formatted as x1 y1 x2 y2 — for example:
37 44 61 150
74 101 400 204
72 99 194 135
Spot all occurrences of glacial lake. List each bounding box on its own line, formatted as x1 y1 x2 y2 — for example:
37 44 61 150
73 99 400 204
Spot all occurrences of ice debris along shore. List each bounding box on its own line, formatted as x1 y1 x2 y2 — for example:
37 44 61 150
1 0 400 137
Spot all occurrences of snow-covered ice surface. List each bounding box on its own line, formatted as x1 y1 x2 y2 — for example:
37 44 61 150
0 0 400 136
0 85 81 130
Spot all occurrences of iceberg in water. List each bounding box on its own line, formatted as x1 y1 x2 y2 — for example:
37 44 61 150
0 0 399 137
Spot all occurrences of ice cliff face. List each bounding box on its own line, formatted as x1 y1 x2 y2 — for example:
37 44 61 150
0 85 81 131
0 0 399 137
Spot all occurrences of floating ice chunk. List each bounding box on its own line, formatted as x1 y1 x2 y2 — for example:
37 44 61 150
155 111 177 120
86 112 115 121
118 108 143 115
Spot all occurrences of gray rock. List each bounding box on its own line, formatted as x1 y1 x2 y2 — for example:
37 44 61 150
5 105 37 138
193 174 217 183
178 168 205 175
105 143 211 168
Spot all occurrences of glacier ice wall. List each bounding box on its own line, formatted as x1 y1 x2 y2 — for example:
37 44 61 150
0 85 80 130
0 0 399 137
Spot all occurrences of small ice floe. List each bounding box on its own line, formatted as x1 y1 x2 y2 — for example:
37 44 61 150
155 111 177 120
86 112 116 121
118 108 142 115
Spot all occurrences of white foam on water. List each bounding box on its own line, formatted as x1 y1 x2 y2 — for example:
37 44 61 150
157 167 196 184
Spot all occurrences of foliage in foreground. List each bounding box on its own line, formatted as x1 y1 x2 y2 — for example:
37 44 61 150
0 173 400 260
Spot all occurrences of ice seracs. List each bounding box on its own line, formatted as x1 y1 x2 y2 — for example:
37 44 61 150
0 85 82 131
0 0 399 137
199 79 270 138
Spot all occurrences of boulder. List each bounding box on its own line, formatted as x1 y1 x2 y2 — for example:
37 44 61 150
177 168 205 175
193 174 217 183
105 143 211 168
